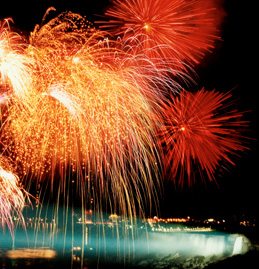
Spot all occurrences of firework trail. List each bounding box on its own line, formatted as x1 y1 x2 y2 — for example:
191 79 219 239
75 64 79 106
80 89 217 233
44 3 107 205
0 156 28 236
1 11 162 221
159 89 248 186
99 0 224 71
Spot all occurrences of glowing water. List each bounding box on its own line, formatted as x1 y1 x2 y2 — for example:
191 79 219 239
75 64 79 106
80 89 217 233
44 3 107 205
0 219 251 264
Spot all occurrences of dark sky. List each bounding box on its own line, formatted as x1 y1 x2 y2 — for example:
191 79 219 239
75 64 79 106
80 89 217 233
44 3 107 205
1 0 258 219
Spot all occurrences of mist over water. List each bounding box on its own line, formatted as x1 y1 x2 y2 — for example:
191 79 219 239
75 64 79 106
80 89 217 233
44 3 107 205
0 210 252 269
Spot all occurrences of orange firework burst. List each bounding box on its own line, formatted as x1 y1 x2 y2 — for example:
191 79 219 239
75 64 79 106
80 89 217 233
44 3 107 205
0 156 27 236
100 0 224 70
159 89 248 186
0 19 33 103
1 11 162 219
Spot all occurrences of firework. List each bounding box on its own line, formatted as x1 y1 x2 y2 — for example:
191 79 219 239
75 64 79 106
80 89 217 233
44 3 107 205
100 0 224 70
0 156 27 236
1 12 162 220
159 89 248 186
0 19 33 104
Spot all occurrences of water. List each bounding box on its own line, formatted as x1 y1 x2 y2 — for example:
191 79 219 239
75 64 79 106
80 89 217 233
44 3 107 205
0 220 252 269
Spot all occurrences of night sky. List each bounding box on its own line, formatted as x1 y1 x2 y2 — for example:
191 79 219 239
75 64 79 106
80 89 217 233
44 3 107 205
1 0 258 219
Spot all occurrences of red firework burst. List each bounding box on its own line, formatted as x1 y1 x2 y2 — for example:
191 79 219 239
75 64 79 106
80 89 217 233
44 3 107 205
100 0 224 69
159 89 249 186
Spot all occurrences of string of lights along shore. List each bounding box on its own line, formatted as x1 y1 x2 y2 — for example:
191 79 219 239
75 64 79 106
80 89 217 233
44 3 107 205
0 0 249 235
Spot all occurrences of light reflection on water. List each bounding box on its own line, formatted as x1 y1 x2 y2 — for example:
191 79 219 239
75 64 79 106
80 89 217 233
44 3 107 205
0 208 252 268
0 223 252 269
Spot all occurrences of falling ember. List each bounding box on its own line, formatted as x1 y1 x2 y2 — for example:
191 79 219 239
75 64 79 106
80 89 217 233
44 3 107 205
99 0 224 70
0 157 27 236
1 12 162 219
159 89 249 186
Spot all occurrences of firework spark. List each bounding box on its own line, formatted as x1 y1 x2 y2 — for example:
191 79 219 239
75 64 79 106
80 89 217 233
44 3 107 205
100 0 224 70
0 156 27 236
1 12 162 220
159 89 248 186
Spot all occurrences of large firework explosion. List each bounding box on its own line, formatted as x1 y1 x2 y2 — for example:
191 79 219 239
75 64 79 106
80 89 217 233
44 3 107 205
99 0 224 71
159 89 249 186
1 11 165 222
